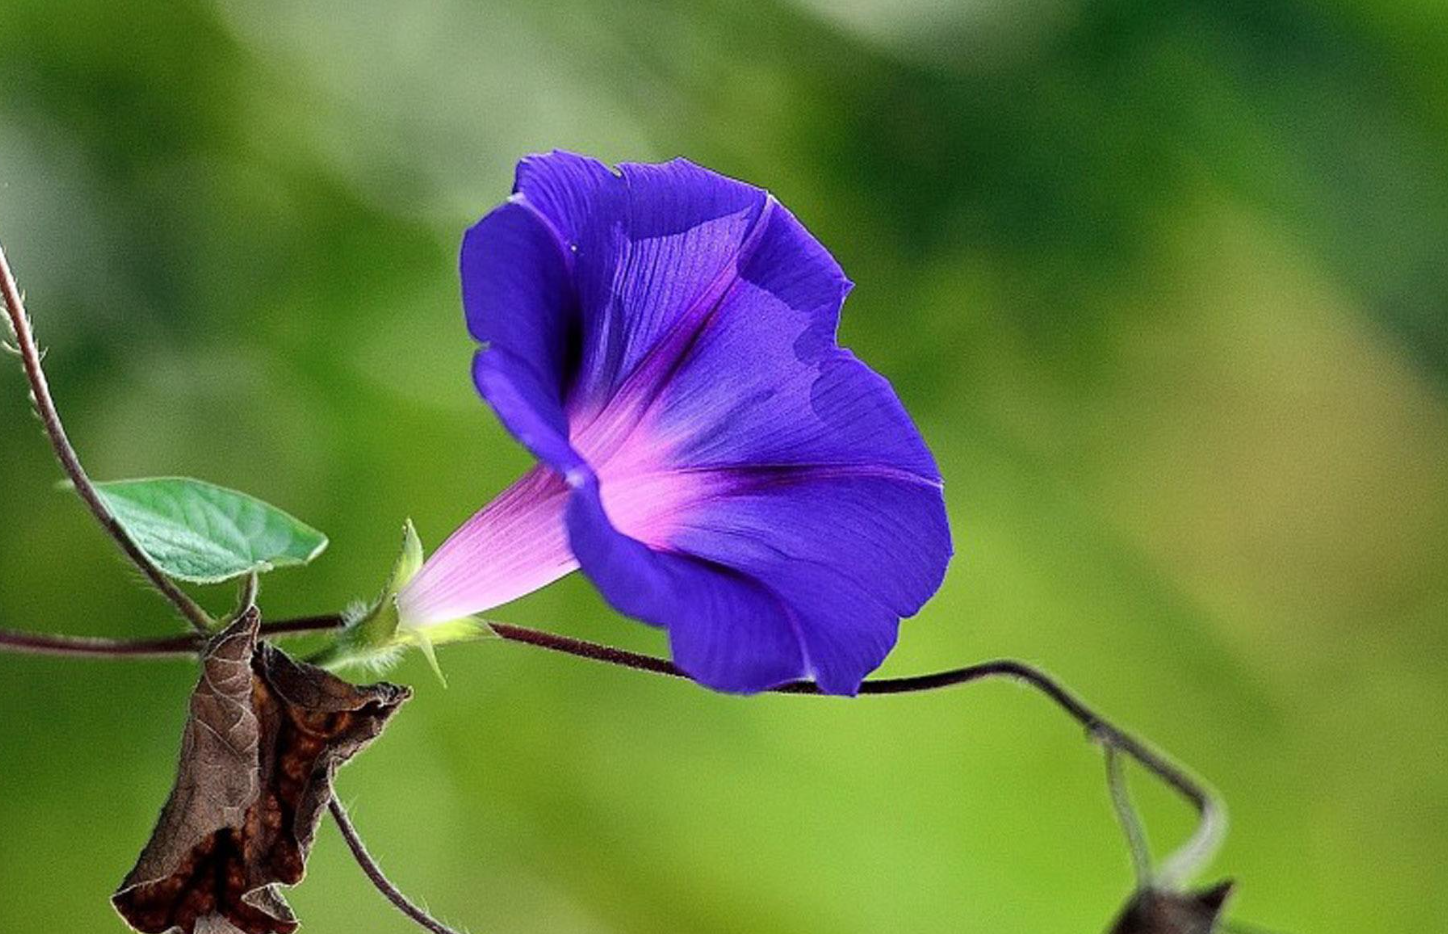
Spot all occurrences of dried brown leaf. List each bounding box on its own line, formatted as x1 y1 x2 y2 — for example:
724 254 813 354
112 608 410 934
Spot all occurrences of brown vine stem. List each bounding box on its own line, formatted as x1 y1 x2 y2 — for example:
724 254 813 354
0 611 1225 888
487 619 1225 888
0 615 342 658
0 628 203 659
0 241 212 633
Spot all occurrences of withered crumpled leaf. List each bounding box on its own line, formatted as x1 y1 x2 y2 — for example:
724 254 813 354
1107 881 1235 934
113 608 411 934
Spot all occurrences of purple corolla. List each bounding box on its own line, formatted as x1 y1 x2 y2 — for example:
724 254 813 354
396 152 951 694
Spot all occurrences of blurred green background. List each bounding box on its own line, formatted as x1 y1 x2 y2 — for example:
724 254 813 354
2 0 1446 931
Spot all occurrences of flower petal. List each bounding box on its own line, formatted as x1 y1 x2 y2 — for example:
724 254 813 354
460 199 574 397
562 184 950 693
472 347 587 478
397 466 577 626
572 160 768 407
665 467 950 694
510 155 775 426
442 152 954 694
565 475 809 693
513 150 616 252
467 153 777 470
460 194 590 476
650 202 938 481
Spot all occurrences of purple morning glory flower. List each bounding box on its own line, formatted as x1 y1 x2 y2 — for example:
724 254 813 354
396 152 951 694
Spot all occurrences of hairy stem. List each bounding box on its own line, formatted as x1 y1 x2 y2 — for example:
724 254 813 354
0 614 339 658
237 572 259 617
329 797 466 934
0 627 203 659
0 241 212 633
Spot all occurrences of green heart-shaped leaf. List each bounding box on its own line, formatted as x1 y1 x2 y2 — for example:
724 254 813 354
94 477 328 584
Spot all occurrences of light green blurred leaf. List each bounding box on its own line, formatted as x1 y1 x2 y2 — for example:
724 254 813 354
93 477 328 584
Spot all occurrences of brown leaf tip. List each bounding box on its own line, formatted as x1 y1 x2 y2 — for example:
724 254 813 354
1108 881 1236 934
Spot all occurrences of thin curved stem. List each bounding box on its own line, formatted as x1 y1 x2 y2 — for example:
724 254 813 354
485 621 1223 883
253 615 1223 883
0 609 1224 886
1106 744 1153 886
328 797 466 934
1223 920 1299 934
0 241 212 633
237 572 259 617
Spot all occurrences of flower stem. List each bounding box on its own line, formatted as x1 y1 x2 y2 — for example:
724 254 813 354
1107 744 1153 886
0 612 351 659
0 241 213 634
0 607 1223 889
237 572 259 617
0 609 1222 883
328 796 466 934
488 620 1223 886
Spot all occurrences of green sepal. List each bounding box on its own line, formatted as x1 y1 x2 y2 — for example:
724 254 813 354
413 630 447 688
310 520 487 678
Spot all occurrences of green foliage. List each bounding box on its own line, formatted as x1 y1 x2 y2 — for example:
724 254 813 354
94 478 328 584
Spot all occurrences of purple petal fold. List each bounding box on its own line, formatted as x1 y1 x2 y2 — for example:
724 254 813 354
665 467 949 694
471 347 586 479
567 475 809 692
